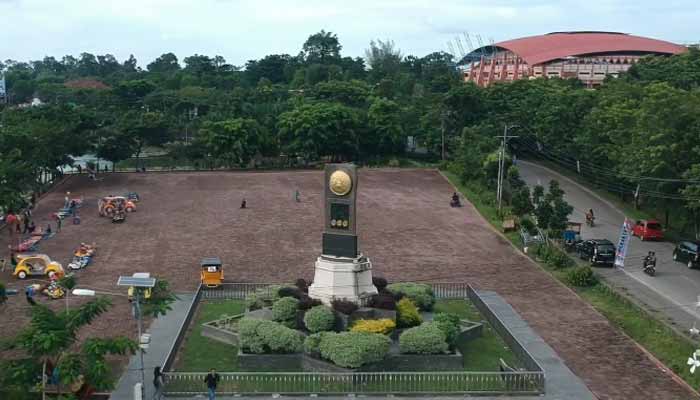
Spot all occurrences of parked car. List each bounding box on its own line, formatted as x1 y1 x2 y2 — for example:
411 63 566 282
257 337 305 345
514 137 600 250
673 240 700 269
632 220 664 241
576 239 616 267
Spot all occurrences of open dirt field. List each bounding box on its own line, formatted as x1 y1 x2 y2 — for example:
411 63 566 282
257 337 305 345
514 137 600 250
0 169 696 399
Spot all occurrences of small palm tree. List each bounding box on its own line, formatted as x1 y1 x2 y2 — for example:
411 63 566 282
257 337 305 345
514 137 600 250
11 297 137 397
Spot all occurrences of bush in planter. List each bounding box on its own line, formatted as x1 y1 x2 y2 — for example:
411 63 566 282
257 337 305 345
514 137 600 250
387 283 435 310
304 305 336 333
547 247 574 269
368 292 396 310
566 266 598 287
278 286 304 299
351 319 396 335
298 295 323 311
246 285 282 310
372 277 388 292
433 312 461 344
396 298 422 328
318 332 391 368
238 318 303 354
272 297 300 327
331 299 359 315
303 332 328 355
399 323 448 354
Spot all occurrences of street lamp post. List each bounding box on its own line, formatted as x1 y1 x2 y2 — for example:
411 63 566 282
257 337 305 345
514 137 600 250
73 273 155 400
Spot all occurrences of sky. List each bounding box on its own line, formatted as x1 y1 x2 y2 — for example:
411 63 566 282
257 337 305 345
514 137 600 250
2 0 699 67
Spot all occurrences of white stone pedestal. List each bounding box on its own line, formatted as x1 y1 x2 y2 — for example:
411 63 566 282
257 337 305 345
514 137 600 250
308 254 378 306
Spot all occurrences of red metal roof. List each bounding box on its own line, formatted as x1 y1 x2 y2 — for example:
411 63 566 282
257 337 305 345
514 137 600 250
494 32 686 65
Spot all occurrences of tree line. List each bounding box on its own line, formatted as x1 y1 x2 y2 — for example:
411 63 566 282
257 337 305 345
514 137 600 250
1 31 700 233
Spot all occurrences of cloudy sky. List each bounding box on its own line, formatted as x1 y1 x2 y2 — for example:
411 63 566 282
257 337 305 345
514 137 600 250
2 0 699 67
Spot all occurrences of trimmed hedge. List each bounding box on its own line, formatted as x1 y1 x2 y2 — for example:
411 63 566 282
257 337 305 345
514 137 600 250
331 299 359 315
246 285 282 310
372 277 388 292
298 295 323 311
318 332 391 368
433 312 461 344
238 318 303 354
303 305 336 333
399 323 448 354
387 283 435 310
278 286 304 299
351 318 396 335
304 332 327 355
272 297 299 327
567 266 598 287
396 298 422 328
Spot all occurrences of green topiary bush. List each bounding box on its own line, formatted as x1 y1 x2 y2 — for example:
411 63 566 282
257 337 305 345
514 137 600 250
238 317 303 354
246 285 282 310
318 332 391 368
387 283 435 310
566 266 598 287
399 323 448 354
396 297 422 328
432 312 461 344
303 305 336 333
303 332 327 355
272 296 300 328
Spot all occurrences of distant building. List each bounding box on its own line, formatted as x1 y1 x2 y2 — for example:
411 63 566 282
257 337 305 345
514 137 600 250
460 31 687 88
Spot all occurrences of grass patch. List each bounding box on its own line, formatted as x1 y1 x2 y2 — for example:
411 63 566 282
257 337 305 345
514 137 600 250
577 284 699 387
441 169 699 388
175 300 245 372
435 300 519 371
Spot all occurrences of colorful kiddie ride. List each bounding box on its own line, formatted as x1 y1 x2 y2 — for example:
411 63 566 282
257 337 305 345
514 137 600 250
13 254 65 279
13 227 47 253
200 257 224 288
127 273 153 301
98 196 136 217
68 243 97 270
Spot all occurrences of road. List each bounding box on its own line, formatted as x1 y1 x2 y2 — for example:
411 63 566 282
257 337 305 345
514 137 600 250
518 160 700 326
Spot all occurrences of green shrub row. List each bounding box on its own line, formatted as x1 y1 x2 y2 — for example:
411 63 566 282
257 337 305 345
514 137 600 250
396 298 422 328
534 244 574 269
318 331 391 368
272 296 299 328
238 317 303 354
566 266 598 287
303 305 336 333
399 323 448 354
387 282 435 310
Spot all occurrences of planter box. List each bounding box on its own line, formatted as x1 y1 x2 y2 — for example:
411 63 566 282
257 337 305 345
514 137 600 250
201 313 244 346
301 349 464 372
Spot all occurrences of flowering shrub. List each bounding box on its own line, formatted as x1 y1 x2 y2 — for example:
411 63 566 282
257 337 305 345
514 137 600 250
351 318 396 335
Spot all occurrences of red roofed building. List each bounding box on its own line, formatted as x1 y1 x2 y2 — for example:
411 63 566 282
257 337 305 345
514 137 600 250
461 31 687 87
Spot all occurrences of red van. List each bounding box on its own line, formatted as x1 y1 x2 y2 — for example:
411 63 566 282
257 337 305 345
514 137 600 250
632 220 664 241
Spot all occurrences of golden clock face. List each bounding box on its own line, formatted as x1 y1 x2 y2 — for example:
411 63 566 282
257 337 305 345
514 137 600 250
329 170 352 196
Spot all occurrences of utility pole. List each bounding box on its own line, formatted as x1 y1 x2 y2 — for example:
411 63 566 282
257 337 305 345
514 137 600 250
496 124 519 212
135 289 145 400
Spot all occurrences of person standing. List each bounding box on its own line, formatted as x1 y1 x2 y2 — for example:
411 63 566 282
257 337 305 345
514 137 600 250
152 366 164 400
294 189 301 203
56 214 62 232
204 368 220 400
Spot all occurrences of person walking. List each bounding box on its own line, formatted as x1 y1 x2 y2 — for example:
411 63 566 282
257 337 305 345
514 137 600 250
152 366 164 400
204 368 220 400
56 214 62 233
294 189 301 203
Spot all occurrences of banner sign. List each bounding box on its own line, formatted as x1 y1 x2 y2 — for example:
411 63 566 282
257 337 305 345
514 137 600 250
614 218 633 268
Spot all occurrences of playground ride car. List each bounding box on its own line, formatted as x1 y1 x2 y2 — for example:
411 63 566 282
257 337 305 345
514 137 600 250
632 220 664 241
68 243 97 270
201 257 224 287
127 273 153 301
13 254 65 279
98 196 135 217
126 192 140 202
576 239 616 267
673 240 700 269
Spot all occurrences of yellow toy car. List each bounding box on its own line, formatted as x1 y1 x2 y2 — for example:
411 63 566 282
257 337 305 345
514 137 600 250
13 254 65 280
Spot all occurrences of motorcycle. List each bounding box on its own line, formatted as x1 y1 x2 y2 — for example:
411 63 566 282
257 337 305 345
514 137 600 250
642 258 656 276
586 214 595 227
